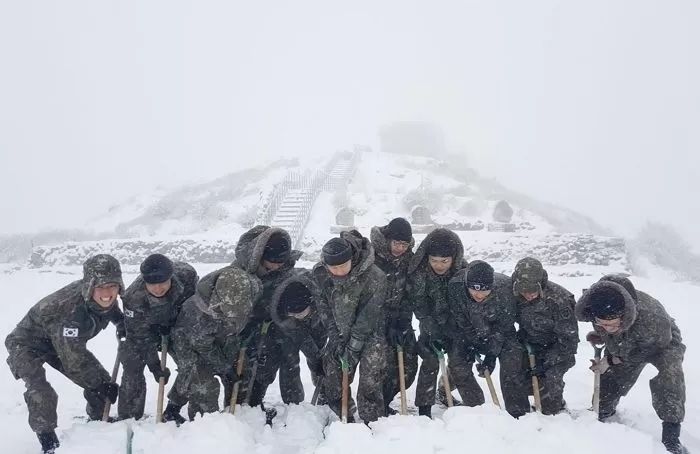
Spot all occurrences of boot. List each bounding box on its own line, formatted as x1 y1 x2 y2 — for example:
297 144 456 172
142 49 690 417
437 387 462 407
418 405 432 418
662 422 688 454
37 431 60 454
162 402 186 426
385 405 398 416
261 403 277 426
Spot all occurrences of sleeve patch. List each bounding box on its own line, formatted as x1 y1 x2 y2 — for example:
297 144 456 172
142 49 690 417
124 309 135 318
63 327 79 337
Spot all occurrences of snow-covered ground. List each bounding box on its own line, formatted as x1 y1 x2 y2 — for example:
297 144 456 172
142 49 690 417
0 263 697 453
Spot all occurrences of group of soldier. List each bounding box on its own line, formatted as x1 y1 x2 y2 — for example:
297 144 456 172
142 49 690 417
5 218 688 454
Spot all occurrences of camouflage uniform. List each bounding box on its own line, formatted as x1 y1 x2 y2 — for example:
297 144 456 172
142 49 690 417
230 226 303 406
5 255 125 433
407 229 466 408
370 225 418 411
118 262 198 419
447 269 531 417
576 275 686 424
169 265 262 419
512 258 578 415
313 230 387 422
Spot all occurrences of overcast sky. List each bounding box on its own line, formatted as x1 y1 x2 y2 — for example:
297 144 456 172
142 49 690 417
1 1 698 248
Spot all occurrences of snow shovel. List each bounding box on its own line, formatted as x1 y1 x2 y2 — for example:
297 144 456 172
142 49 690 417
592 345 603 415
311 376 324 406
436 349 454 407
525 344 542 413
340 357 350 423
229 346 247 415
102 341 121 421
475 354 501 409
245 321 271 406
397 345 408 415
156 335 169 423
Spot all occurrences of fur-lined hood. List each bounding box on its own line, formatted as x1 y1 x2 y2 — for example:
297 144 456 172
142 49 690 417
234 225 303 273
576 275 638 333
370 225 414 263
408 228 464 275
270 270 320 331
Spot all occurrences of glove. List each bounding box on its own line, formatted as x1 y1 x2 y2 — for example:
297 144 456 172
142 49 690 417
220 365 240 384
115 323 126 341
342 347 361 372
516 329 528 345
590 354 621 374
308 358 325 377
95 382 119 404
463 344 478 362
430 338 446 353
476 355 496 377
158 325 172 337
388 323 411 347
527 359 548 378
147 362 171 384
586 331 604 346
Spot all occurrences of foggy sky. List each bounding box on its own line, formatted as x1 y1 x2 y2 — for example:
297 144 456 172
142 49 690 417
1 1 698 248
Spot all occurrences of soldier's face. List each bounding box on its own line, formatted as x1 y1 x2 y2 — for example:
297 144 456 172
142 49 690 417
146 279 172 298
428 256 453 275
520 291 539 302
594 317 622 334
390 240 410 257
327 260 352 277
92 283 120 308
262 260 284 272
468 288 492 303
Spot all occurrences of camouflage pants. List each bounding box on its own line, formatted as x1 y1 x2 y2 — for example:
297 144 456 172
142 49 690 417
118 337 178 420
6 346 105 432
449 337 530 417
382 334 418 409
600 343 686 423
414 353 456 407
524 352 574 415
222 323 305 407
322 336 387 422
167 356 222 420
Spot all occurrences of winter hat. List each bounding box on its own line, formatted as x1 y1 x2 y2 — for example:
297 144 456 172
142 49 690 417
589 286 626 320
280 281 313 315
82 254 124 300
140 254 174 284
466 260 494 291
262 234 291 264
322 237 353 266
512 257 544 295
385 217 412 242
427 229 457 258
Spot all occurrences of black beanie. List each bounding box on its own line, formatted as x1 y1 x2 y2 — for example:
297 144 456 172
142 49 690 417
263 234 291 263
589 287 626 320
280 281 312 315
322 237 353 266
427 229 457 258
385 217 412 242
140 254 174 284
466 260 494 291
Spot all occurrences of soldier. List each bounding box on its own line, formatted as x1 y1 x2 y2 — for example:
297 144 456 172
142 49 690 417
370 217 418 415
267 272 328 401
407 228 467 418
5 254 125 454
118 254 198 420
511 257 578 415
231 226 304 407
447 260 530 418
162 264 262 423
313 230 387 423
576 275 687 454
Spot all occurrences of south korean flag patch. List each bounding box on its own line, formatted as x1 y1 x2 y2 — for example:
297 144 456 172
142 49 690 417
63 327 79 338
124 309 135 318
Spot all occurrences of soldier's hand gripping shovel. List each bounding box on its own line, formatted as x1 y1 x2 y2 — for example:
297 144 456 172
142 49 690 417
434 346 453 408
525 344 542 413
592 345 603 415
102 340 122 421
340 357 350 423
397 345 408 415
156 335 169 423
475 354 501 409
229 347 247 415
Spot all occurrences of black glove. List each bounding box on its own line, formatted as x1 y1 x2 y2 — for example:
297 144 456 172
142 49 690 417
431 338 446 353
95 382 119 404
158 325 172 337
308 358 325 377
115 323 126 341
476 355 496 377
516 329 528 345
527 362 547 378
147 362 171 384
223 365 240 384
388 322 412 347
463 344 478 362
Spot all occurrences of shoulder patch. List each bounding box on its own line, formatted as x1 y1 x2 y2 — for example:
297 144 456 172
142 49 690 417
63 327 79 337
124 309 135 318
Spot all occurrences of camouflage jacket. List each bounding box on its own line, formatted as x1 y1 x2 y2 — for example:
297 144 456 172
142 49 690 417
370 225 414 330
407 228 467 339
576 275 684 364
270 271 327 363
515 279 578 367
172 265 262 374
313 230 386 355
233 226 303 324
448 271 518 357
5 280 123 390
123 262 198 366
